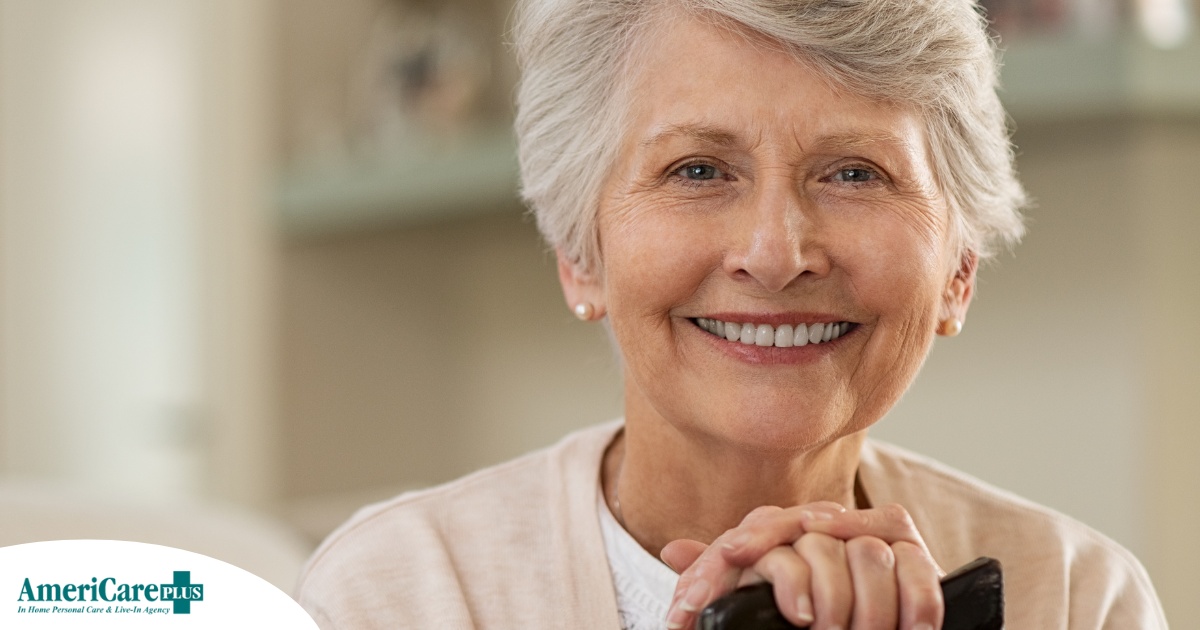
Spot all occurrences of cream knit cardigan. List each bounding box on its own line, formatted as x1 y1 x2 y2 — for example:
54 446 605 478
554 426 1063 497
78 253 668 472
296 420 1166 629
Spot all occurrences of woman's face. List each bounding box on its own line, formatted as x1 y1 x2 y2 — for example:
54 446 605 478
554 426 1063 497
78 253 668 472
562 15 975 452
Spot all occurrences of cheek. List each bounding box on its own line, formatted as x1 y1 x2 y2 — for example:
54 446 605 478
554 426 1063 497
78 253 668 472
855 236 942 309
599 200 720 318
839 199 949 309
837 207 949 377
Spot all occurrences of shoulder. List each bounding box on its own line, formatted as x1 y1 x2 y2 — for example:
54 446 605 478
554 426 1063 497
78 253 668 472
294 420 623 628
861 439 1167 628
860 438 1087 534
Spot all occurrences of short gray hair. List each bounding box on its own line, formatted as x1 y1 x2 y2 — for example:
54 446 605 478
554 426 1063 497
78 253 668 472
514 0 1027 273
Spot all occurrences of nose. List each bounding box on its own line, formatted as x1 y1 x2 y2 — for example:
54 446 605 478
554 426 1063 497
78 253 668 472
724 178 827 292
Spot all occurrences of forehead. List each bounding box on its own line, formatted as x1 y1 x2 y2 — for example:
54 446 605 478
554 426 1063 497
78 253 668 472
622 14 928 158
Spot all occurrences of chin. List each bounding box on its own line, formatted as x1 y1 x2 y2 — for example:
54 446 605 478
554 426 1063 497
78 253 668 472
693 399 853 456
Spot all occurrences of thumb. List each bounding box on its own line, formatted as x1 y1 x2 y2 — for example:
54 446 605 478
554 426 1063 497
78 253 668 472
660 539 708 574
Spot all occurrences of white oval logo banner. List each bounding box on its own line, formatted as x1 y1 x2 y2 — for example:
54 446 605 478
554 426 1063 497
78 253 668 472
0 540 318 628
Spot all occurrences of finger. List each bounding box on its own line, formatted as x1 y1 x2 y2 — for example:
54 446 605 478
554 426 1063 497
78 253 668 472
667 570 742 630
845 536 898 630
665 531 744 630
666 575 712 630
892 541 943 630
721 502 847 565
668 503 836 629
798 503 931 555
665 506 787 621
794 533 852 630
741 505 785 524
661 539 708 573
750 545 815 627
735 569 766 588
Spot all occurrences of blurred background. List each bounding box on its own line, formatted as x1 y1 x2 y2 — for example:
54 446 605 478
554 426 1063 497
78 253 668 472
0 0 1197 623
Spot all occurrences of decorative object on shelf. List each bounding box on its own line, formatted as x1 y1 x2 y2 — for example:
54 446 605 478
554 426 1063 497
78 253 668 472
347 1 492 157
277 1 516 235
980 0 1126 39
1136 0 1193 48
980 0 1193 47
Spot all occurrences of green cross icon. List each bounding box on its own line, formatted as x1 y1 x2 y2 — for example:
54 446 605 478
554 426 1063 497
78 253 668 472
160 571 204 614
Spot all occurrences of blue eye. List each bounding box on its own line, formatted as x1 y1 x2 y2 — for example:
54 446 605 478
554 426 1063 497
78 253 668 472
677 163 723 180
832 167 877 183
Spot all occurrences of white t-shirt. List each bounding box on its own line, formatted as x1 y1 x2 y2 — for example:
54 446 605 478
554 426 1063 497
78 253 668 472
597 489 679 630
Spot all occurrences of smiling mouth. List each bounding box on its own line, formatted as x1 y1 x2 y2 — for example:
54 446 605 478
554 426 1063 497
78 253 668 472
692 318 854 348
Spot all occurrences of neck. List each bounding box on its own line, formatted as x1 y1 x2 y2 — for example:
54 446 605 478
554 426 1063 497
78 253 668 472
603 407 866 560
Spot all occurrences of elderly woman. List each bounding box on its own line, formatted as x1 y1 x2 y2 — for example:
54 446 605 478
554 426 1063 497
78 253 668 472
297 0 1166 628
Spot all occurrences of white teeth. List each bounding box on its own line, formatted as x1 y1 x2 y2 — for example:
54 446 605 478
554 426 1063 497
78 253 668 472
794 323 809 346
696 318 852 348
775 324 793 348
755 324 774 347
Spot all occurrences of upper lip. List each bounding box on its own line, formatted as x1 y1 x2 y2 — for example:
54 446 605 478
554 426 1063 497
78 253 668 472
694 312 853 326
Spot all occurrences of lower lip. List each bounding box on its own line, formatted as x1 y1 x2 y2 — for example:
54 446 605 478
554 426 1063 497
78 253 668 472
690 319 854 365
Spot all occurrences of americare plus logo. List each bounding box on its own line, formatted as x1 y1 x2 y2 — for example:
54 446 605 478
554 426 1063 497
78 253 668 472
16 571 204 616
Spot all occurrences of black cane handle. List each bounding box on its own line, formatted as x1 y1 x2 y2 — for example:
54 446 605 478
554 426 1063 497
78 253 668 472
696 556 1003 630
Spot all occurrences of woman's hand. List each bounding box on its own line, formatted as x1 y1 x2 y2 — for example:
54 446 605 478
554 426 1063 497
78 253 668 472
661 503 943 630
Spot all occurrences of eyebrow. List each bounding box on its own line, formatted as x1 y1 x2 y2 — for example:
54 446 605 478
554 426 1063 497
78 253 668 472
810 130 916 154
639 123 741 148
639 123 915 155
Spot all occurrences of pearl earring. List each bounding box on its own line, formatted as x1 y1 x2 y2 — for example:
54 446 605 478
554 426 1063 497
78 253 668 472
573 302 595 321
939 318 963 337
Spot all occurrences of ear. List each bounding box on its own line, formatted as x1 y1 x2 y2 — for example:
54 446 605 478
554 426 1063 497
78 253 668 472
938 250 978 334
556 249 606 319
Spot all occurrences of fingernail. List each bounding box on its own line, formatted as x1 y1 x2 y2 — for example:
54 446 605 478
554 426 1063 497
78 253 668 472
722 532 750 550
794 594 814 624
914 624 934 630
666 602 688 628
678 579 711 613
800 509 833 521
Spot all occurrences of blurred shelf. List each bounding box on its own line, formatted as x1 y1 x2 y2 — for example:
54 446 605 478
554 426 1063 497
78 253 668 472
279 36 1200 235
999 32 1200 122
278 126 520 235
